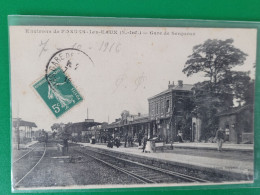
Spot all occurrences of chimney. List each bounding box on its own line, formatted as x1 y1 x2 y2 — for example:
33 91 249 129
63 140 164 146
168 81 175 89
178 80 183 87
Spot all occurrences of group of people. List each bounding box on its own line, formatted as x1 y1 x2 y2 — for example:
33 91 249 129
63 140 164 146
105 133 147 150
71 128 226 152
107 136 121 148
141 128 226 152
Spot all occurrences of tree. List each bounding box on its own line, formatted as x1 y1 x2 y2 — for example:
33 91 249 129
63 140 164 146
183 39 248 93
183 39 251 140
219 70 252 103
243 79 255 105
50 122 71 140
51 123 64 131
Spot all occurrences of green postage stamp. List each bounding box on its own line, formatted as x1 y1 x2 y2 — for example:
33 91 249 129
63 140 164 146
33 66 83 118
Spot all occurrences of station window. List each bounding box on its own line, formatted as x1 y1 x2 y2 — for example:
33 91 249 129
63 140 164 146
161 101 164 113
166 100 170 113
156 103 159 114
176 98 184 114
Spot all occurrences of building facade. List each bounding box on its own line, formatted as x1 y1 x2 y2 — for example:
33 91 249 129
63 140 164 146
148 80 193 143
217 104 254 144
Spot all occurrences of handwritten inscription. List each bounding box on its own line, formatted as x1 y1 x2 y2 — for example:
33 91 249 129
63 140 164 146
99 41 121 53
112 73 146 93
113 74 127 93
72 43 82 50
39 39 49 57
134 72 146 91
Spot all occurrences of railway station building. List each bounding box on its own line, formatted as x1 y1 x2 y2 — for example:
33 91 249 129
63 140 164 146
148 80 193 143
68 81 253 146
95 81 194 144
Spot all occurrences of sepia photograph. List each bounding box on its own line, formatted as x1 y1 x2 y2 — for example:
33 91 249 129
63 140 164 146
9 25 256 190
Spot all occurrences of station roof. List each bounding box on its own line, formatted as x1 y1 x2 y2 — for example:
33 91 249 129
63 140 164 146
67 121 102 129
148 84 193 100
12 119 37 128
107 120 121 128
131 114 149 124
107 114 149 128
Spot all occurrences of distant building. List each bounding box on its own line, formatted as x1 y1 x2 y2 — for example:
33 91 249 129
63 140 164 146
216 104 254 144
12 118 37 144
105 112 150 142
148 80 193 142
65 119 101 142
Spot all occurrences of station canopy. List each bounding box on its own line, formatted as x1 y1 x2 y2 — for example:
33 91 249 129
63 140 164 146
12 118 37 128
67 121 102 130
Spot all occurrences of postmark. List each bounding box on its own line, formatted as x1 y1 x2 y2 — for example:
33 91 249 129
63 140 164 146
45 48 94 87
33 47 93 117
33 66 83 118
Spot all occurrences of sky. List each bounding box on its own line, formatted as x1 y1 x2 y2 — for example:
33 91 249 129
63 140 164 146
10 26 257 131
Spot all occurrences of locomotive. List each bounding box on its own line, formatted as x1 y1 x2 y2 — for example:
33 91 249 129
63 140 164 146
37 131 48 143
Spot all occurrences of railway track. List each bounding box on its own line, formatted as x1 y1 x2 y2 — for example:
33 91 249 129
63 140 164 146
12 142 40 164
13 143 46 187
74 147 209 184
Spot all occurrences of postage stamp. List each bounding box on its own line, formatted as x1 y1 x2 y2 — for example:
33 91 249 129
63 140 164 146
33 66 83 118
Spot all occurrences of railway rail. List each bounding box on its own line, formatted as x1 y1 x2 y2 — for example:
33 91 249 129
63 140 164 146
13 143 46 187
12 142 40 164
74 147 209 184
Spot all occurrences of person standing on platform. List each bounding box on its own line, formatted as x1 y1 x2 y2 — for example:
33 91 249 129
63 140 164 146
44 132 48 146
177 130 183 143
142 135 148 152
114 136 120 148
124 134 128 147
63 138 69 155
215 128 225 152
138 132 143 146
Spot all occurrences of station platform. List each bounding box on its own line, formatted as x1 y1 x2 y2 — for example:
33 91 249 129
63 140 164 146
12 140 38 150
166 142 253 152
24 140 38 148
76 142 254 180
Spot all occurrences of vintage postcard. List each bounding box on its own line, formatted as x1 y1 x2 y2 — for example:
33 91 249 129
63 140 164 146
10 23 256 191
